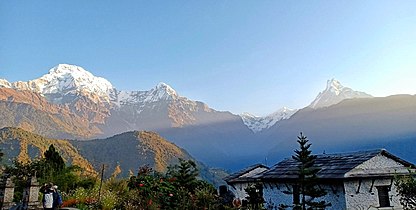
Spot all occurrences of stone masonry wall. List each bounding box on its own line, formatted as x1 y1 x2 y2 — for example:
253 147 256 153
343 154 408 210
263 182 346 210
344 178 402 210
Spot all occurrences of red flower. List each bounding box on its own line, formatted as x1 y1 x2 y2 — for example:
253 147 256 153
139 183 144 187
61 199 79 207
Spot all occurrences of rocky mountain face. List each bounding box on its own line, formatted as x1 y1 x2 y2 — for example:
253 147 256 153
0 64 234 133
0 88 104 139
309 79 373 109
0 64 254 169
241 107 298 133
1 64 414 171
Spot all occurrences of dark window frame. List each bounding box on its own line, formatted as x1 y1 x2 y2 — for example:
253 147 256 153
377 186 391 207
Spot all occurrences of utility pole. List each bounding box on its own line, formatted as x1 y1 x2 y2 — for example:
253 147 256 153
98 164 105 202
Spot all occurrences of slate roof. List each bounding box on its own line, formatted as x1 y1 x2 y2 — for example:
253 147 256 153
260 149 415 180
224 164 269 183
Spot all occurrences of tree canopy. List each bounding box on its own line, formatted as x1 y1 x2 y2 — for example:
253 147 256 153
395 171 416 210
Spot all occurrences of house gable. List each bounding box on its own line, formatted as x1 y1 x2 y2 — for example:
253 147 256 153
346 153 410 178
224 164 269 203
225 164 269 183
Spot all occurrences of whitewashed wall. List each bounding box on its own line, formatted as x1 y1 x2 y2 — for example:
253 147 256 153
343 154 408 210
344 179 402 210
228 167 268 201
262 182 346 210
346 154 409 178
230 182 251 201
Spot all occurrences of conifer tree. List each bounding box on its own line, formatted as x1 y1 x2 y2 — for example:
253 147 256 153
44 144 65 172
292 132 330 210
166 159 199 192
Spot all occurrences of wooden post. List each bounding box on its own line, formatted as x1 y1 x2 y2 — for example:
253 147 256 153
98 164 105 203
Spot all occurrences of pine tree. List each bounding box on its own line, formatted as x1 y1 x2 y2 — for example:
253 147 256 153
166 159 199 192
292 132 331 210
44 144 65 172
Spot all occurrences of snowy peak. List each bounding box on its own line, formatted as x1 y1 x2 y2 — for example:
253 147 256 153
115 82 181 107
326 79 343 94
48 64 92 75
241 107 298 133
4 64 115 103
39 64 115 97
0 79 11 88
128 82 178 104
151 82 178 100
309 79 372 109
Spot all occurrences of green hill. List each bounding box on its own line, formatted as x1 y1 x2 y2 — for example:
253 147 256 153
0 127 227 185
0 127 96 175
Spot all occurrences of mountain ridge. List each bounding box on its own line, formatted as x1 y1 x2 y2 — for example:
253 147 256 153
2 64 413 171
0 127 97 175
0 127 226 184
0 65 374 130
309 78 373 109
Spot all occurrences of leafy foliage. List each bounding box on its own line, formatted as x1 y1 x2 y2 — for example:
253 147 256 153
245 183 265 210
1 129 226 209
126 160 221 209
395 170 416 210
4 144 96 201
0 127 96 174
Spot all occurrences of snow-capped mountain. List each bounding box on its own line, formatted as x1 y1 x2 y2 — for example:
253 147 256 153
115 82 179 106
0 64 194 109
2 64 416 171
0 64 116 104
241 107 298 133
309 79 372 109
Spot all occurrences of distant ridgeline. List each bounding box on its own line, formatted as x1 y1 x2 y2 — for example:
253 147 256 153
1 64 416 171
0 127 227 186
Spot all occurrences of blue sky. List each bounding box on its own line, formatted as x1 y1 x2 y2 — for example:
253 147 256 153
1 1 415 116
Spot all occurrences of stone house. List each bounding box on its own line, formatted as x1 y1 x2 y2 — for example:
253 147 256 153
259 149 415 210
224 164 269 202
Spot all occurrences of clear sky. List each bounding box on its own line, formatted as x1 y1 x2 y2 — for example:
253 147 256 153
1 1 415 116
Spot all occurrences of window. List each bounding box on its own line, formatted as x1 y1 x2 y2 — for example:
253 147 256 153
377 186 390 207
293 185 300 205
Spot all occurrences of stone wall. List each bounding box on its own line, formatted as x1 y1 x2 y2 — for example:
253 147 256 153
343 153 408 210
0 177 41 210
344 178 403 210
228 167 268 201
229 182 252 201
262 182 346 210
0 178 15 210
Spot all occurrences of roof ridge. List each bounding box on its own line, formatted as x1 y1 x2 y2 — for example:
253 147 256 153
315 148 384 157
